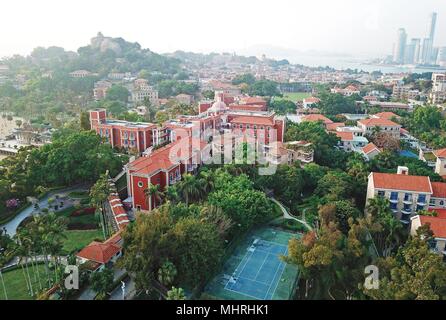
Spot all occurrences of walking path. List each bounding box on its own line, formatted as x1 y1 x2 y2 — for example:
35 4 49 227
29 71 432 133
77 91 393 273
271 198 313 231
78 268 129 300
109 276 136 300
1 185 89 236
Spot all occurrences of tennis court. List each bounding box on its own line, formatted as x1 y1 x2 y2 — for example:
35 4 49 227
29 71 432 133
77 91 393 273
225 239 288 300
204 227 300 300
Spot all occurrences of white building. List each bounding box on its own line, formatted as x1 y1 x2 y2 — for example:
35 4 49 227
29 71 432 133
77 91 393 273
357 118 401 139
430 73 446 104
366 166 446 225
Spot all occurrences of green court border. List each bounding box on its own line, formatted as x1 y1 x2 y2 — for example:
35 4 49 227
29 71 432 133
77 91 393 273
203 227 301 300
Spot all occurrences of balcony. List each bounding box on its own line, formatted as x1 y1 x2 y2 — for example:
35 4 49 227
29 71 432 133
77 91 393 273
400 218 411 225
389 197 399 204
416 198 427 206
401 208 412 215
403 197 413 205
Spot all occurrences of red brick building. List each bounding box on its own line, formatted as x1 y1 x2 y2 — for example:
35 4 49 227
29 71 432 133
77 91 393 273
89 109 167 153
125 138 210 211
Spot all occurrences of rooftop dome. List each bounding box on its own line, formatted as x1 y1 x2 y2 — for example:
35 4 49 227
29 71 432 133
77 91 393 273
208 100 227 113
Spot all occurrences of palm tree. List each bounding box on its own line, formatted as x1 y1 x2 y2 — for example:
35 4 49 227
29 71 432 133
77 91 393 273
144 184 164 211
166 286 186 300
366 197 404 256
90 174 111 239
157 260 177 287
0 269 7 300
177 174 200 206
198 170 215 195
366 197 391 218
11 236 34 297
165 186 179 204
200 205 233 237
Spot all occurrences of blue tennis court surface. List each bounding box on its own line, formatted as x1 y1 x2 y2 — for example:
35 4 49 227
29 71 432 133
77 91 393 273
224 239 288 300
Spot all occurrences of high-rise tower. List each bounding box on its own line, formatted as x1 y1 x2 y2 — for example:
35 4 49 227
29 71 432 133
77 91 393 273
393 28 407 64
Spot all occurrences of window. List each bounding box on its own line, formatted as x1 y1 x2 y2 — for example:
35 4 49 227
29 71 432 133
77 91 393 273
441 200 445 206
390 202 397 210
390 192 398 200
138 181 144 188
418 194 426 204
377 191 385 197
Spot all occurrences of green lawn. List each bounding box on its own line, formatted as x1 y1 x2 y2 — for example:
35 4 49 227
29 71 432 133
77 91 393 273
62 229 104 254
57 207 98 225
279 92 312 102
0 264 54 300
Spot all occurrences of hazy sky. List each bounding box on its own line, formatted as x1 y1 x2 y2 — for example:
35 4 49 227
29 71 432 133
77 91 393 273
1 0 445 59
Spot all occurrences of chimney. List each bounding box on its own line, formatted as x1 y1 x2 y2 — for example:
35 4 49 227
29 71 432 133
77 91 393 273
397 166 409 175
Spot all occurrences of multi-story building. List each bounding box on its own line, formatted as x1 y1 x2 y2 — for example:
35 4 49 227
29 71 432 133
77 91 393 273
410 212 446 260
176 94 194 105
432 148 446 177
89 109 163 153
357 118 401 139
301 114 333 128
430 73 446 104
366 101 410 112
331 85 360 96
125 138 210 211
93 80 112 100
393 28 407 64
366 166 446 225
392 84 420 101
69 70 93 78
131 85 159 105
202 80 241 96
302 97 320 109
335 131 368 152
263 141 314 166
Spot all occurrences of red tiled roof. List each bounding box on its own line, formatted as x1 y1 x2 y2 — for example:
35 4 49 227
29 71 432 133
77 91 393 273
431 182 446 198
419 216 446 239
345 85 359 91
77 241 121 264
358 118 400 127
326 122 345 131
335 131 354 141
427 208 446 219
374 112 398 120
129 138 208 176
230 116 275 126
371 172 432 193
362 143 380 155
302 114 333 124
433 148 446 158
241 97 266 105
303 97 320 103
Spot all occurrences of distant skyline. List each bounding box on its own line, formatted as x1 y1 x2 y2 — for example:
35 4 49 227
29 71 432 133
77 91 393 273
0 0 445 60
